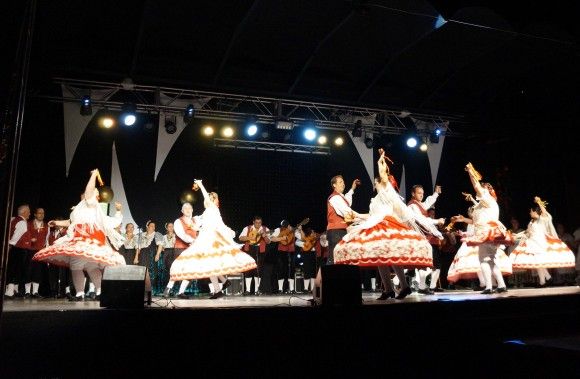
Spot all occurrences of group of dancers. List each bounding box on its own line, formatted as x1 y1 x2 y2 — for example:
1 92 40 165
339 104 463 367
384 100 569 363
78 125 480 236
5 149 577 303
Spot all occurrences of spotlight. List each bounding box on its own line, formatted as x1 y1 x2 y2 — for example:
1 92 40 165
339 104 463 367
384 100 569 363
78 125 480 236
247 124 258 137
406 135 418 148
120 103 137 126
101 117 115 129
164 116 177 134
202 126 214 136
80 95 92 116
420 142 428 152
318 135 327 144
222 126 234 138
183 104 195 124
304 128 316 141
334 137 344 146
430 128 441 143
364 136 374 149
351 120 363 138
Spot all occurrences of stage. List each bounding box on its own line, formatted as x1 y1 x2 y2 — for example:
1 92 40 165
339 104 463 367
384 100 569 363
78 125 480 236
1 287 579 377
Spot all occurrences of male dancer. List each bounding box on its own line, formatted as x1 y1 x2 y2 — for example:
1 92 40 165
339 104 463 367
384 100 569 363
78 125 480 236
408 185 445 295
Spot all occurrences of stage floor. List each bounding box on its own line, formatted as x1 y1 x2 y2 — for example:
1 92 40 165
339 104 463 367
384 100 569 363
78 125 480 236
3 286 579 312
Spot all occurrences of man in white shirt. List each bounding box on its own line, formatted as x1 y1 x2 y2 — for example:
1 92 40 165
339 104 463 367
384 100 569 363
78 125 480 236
5 205 31 298
407 185 445 295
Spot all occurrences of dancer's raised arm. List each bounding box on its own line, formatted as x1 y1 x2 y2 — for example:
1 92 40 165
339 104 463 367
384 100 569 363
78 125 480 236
465 163 484 196
84 169 99 202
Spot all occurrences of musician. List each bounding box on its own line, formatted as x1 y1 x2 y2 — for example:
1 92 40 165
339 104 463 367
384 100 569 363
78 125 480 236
270 220 297 294
4 204 31 299
239 216 270 295
296 225 318 293
24 208 50 298
408 184 445 295
162 202 199 299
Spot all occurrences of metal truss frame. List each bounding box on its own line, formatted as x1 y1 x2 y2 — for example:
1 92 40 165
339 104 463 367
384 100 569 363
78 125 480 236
43 77 464 137
213 138 331 155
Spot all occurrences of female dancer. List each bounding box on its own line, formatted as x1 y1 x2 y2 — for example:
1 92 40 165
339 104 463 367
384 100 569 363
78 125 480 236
510 197 576 286
33 169 125 300
460 163 512 294
169 179 256 299
447 194 512 288
334 150 440 300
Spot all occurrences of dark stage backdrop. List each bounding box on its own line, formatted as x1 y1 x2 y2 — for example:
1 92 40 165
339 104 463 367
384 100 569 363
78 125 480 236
12 96 580 235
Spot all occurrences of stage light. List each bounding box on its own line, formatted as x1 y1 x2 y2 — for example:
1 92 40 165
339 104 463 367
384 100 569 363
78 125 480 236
430 127 441 143
164 116 177 134
120 103 137 126
351 120 363 138
334 137 344 146
202 126 214 136
364 136 374 149
304 128 316 141
406 135 418 148
183 104 195 124
222 126 234 138
419 142 428 152
80 95 92 116
246 124 258 136
101 117 114 129
317 135 327 144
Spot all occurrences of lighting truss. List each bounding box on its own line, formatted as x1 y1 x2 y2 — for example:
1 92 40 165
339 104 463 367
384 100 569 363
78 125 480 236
214 139 331 155
44 78 465 137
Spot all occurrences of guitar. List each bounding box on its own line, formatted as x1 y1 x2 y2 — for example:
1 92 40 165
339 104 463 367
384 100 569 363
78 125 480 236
278 218 309 246
302 232 319 252
247 227 267 245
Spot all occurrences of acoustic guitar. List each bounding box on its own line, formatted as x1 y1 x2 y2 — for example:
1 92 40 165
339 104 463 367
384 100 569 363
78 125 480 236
278 218 309 246
302 232 319 252
247 227 267 245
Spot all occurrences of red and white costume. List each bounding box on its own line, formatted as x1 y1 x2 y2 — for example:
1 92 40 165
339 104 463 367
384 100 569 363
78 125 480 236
510 211 575 269
170 194 256 281
33 196 125 270
334 182 436 268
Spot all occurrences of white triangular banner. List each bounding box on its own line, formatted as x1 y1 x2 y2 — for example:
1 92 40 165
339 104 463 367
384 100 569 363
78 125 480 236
399 165 407 201
62 85 116 176
109 142 136 227
426 126 447 190
154 94 210 181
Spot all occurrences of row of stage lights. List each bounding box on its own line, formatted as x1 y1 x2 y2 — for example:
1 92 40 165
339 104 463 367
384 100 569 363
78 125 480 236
199 123 345 146
82 96 439 149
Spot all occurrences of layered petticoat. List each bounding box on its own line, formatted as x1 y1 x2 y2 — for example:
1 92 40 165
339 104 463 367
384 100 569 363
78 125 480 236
447 242 512 282
33 224 125 268
510 234 575 269
334 215 432 268
170 206 256 280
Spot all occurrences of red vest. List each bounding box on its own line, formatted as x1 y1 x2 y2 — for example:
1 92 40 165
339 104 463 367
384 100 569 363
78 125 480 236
408 199 439 245
9 217 31 250
174 216 198 249
327 191 349 230
28 221 49 251
243 225 268 253
48 228 66 245
316 240 329 258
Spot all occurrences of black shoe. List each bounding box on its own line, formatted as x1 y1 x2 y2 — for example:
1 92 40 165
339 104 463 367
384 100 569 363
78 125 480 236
94 294 101 301
377 291 395 300
24 293 31 299
289 290 296 295
545 278 553 287
31 293 42 299
70 295 84 302
495 287 508 293
432 288 444 292
418 288 434 295
86 292 96 300
65 293 74 301
473 286 486 291
243 291 252 296
481 289 493 294
254 291 262 296
221 280 232 291
209 291 224 299
4 294 15 300
177 293 190 299
395 287 412 300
